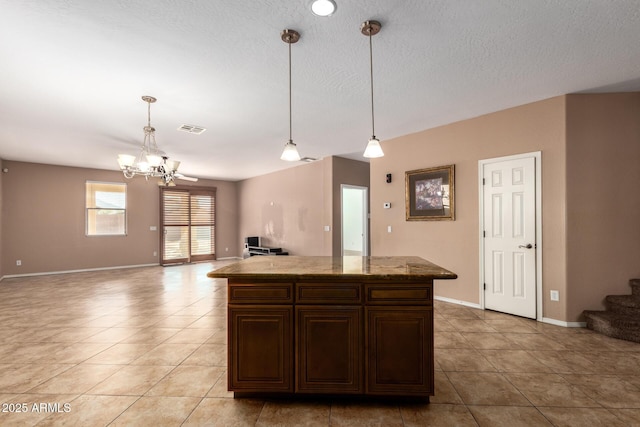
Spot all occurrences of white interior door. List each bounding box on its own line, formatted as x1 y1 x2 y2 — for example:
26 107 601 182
482 156 537 318
341 185 368 256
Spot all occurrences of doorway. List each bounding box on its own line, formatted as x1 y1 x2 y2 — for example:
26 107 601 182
479 152 542 320
160 187 216 265
341 185 368 256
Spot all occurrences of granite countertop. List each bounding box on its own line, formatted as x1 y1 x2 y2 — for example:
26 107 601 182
207 256 457 281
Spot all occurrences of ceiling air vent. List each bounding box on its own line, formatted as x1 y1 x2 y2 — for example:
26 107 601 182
177 124 207 135
300 157 318 162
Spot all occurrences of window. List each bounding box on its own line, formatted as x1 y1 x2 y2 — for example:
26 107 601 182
160 187 216 264
86 181 127 236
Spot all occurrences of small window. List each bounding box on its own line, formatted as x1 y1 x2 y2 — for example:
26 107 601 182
86 181 127 236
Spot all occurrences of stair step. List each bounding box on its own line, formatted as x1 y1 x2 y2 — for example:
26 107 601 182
631 278 640 297
606 295 640 316
583 310 640 343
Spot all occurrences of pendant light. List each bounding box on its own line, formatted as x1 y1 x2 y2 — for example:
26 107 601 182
280 29 301 161
361 20 384 158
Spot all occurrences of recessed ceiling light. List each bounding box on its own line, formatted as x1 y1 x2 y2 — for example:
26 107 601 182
311 0 336 17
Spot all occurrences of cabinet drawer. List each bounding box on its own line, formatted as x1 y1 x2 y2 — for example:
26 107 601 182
296 283 361 304
228 283 294 304
365 284 432 305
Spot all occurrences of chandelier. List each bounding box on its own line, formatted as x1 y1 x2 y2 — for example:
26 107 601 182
117 96 195 186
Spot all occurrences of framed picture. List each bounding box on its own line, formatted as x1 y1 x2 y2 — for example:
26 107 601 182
405 164 455 221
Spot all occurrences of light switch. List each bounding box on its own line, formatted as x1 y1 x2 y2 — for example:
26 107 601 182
387 225 392 233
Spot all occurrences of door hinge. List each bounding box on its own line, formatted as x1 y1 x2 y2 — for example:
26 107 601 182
483 230 486 238
483 283 486 290
482 178 485 185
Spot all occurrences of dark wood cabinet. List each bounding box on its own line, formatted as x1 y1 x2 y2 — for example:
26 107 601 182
213 256 456 399
228 306 293 392
227 279 433 398
366 307 433 395
296 306 362 393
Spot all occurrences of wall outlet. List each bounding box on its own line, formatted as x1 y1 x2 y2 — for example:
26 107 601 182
387 225 392 233
16 260 22 266
550 290 559 301
225 247 229 252
150 226 157 231
153 251 157 257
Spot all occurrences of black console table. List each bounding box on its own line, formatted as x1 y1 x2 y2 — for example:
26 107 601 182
247 246 289 256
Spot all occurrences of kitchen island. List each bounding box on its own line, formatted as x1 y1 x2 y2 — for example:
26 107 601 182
207 256 457 399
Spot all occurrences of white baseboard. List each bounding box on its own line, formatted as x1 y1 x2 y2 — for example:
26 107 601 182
0 263 158 280
434 295 482 309
542 317 586 328
216 257 242 261
434 296 585 328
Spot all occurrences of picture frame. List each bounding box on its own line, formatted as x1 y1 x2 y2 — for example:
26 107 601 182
405 164 455 221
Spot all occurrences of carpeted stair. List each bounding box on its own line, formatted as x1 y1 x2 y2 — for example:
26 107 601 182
583 278 640 343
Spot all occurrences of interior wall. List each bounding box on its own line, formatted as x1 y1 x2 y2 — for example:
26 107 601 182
238 159 330 256
1 161 239 275
0 159 4 279
566 92 640 320
331 157 370 256
370 96 569 321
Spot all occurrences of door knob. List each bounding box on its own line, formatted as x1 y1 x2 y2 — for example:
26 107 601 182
518 244 533 249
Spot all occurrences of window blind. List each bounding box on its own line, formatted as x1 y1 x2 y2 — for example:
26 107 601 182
160 187 216 264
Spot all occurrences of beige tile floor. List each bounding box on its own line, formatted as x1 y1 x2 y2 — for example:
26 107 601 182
0 261 639 426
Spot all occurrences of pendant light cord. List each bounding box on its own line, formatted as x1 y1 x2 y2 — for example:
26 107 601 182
288 39 293 142
369 31 375 138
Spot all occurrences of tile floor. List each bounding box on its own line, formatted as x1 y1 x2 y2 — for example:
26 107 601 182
0 261 639 426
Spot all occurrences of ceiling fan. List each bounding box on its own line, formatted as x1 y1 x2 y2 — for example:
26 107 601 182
155 156 199 186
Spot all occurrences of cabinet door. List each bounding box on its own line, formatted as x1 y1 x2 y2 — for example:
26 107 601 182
228 305 293 392
366 307 433 396
296 306 362 394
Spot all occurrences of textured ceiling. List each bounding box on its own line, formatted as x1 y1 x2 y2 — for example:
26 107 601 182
1 0 639 181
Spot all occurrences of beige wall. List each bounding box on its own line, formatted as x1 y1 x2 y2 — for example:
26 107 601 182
0 159 3 278
566 93 640 320
370 97 569 320
237 156 370 256
1 161 239 275
238 159 330 255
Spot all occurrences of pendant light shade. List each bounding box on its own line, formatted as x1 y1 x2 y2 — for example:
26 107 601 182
280 29 301 162
361 20 384 158
363 137 384 158
281 140 301 161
